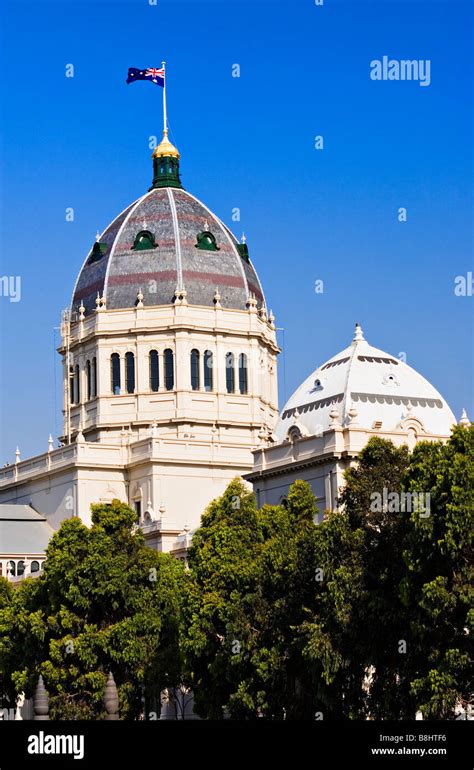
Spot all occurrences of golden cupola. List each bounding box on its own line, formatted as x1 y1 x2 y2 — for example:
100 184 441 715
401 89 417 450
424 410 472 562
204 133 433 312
150 129 182 189
152 128 180 159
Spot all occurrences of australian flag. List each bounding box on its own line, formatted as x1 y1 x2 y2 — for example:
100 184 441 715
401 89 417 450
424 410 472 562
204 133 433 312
126 67 165 87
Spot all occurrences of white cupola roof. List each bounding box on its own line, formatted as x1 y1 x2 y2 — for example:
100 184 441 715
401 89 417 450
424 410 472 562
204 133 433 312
275 324 456 441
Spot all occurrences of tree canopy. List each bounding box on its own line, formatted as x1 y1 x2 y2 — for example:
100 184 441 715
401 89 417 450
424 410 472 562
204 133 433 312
0 500 185 719
184 428 473 720
0 426 471 720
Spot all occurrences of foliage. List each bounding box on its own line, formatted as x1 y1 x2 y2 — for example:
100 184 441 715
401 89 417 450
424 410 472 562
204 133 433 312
0 500 185 719
401 425 474 718
1 426 471 720
185 429 473 720
185 478 363 719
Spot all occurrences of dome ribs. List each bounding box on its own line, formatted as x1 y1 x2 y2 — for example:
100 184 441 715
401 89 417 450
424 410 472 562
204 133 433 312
275 329 455 441
71 187 266 312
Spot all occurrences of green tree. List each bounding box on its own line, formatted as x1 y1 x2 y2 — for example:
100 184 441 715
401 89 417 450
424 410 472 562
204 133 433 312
185 478 331 719
0 500 185 719
326 430 473 719
401 425 474 718
337 437 413 718
184 478 264 718
0 576 12 609
296 504 366 719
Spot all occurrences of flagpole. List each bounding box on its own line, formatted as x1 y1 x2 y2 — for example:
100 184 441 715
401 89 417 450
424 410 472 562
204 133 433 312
162 60 167 133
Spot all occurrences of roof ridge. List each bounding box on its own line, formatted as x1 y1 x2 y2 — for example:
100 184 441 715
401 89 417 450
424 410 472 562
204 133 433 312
178 188 251 301
103 189 156 303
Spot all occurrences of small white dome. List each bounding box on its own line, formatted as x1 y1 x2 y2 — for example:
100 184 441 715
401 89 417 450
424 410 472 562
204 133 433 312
275 325 456 442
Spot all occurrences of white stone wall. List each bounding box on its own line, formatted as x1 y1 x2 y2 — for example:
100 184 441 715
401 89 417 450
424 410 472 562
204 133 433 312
61 302 279 447
247 425 451 517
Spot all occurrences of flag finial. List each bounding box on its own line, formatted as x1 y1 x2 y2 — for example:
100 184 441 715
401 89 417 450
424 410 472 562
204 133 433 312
148 61 183 189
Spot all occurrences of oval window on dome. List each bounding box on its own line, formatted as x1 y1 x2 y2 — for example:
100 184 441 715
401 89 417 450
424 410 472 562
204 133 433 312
88 240 108 264
195 230 220 251
131 230 158 251
383 372 399 387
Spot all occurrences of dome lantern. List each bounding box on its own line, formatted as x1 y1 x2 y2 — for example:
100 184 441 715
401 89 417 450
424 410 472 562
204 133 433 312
150 129 182 189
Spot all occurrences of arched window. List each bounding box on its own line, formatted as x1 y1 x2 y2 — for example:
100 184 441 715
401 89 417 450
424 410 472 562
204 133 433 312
190 349 200 391
86 360 92 400
92 357 97 398
111 353 121 395
149 350 159 392
74 365 80 404
17 560 25 577
131 230 158 251
0 562 3 577
31 560 40 573
238 353 248 394
288 426 302 443
69 366 75 405
164 349 174 391
7 561 15 577
204 350 213 392
195 230 220 251
125 352 135 394
225 352 235 393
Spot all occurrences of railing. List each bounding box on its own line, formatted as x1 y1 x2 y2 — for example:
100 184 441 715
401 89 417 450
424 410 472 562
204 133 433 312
0 434 252 489
0 443 127 487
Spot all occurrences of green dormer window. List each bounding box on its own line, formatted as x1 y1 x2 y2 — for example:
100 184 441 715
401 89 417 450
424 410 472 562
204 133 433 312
195 230 220 251
131 230 158 251
237 242 250 262
88 241 108 264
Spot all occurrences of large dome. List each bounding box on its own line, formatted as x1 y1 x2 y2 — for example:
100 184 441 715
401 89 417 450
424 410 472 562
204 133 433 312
71 187 264 314
275 325 456 441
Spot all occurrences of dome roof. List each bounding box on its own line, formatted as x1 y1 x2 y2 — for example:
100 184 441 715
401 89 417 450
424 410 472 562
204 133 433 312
275 325 456 441
71 186 264 313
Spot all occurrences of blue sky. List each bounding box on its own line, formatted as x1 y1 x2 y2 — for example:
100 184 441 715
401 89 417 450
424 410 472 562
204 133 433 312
0 0 472 463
